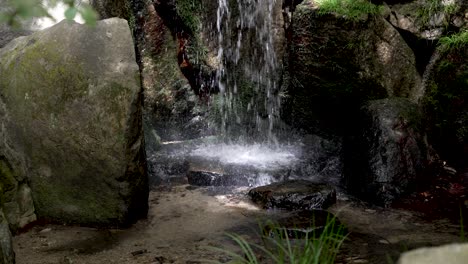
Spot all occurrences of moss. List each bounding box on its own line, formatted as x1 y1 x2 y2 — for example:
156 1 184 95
438 30 468 53
315 0 383 21
0 160 18 203
1 42 88 122
176 0 203 35
417 0 458 28
423 47 468 166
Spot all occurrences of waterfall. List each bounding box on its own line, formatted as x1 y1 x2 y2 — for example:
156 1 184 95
416 50 441 102
214 0 281 145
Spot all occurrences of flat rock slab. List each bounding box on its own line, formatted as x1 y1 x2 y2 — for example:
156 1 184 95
248 180 336 210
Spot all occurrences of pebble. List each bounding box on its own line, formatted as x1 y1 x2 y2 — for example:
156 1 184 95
39 228 52 233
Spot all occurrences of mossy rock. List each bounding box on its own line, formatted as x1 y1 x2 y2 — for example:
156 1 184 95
423 46 468 167
0 18 148 227
282 0 420 135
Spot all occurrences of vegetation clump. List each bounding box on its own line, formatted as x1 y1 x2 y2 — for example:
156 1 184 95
315 0 383 21
438 30 468 52
212 216 347 264
417 0 458 28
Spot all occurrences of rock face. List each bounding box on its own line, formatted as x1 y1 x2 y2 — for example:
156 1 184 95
0 18 148 226
282 0 421 134
346 98 428 205
248 180 336 210
423 46 468 168
0 209 14 264
397 243 468 264
387 0 467 41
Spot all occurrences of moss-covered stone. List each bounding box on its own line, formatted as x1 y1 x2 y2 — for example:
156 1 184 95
281 0 420 135
0 208 15 264
423 46 468 167
0 18 148 227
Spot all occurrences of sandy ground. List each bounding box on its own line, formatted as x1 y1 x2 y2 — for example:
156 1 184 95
13 184 463 264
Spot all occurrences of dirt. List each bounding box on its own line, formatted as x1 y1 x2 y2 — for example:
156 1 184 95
13 182 465 264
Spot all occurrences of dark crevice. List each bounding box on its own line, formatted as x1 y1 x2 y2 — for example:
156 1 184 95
394 27 438 75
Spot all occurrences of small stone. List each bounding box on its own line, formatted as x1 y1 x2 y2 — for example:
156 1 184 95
131 249 148 256
39 228 52 233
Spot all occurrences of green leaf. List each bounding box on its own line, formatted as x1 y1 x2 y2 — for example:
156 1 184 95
79 4 98 26
64 7 77 21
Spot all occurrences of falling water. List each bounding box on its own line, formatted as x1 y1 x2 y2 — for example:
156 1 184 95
417 50 441 102
214 0 281 145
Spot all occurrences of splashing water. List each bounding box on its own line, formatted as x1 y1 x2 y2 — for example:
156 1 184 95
190 143 299 170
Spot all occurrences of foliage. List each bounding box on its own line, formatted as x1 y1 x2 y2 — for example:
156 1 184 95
176 0 202 35
417 0 458 28
438 30 468 52
210 216 347 264
315 0 383 21
0 0 98 27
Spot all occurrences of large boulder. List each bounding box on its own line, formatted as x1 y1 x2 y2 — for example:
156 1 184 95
282 0 421 134
0 208 14 264
397 243 468 264
345 98 429 205
0 18 148 226
423 44 468 169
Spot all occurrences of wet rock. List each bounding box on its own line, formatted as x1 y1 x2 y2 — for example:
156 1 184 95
346 98 428 205
248 180 336 210
290 134 343 185
397 243 468 264
0 18 148 226
187 170 249 187
282 0 421 135
422 45 468 169
0 209 14 264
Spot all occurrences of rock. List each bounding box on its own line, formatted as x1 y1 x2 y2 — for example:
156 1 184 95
422 45 468 169
0 18 148 226
2 183 36 232
248 180 336 210
346 98 428 205
290 134 343 185
397 243 468 264
0 209 14 264
282 0 421 134
187 170 249 187
388 0 467 40
90 0 133 20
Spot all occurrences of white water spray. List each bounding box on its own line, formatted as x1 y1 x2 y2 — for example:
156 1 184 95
214 0 281 144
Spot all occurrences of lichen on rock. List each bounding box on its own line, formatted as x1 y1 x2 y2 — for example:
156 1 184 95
0 18 148 227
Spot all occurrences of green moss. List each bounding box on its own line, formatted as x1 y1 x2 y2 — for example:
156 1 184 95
32 173 123 224
423 48 468 165
417 0 457 28
0 160 17 207
176 0 203 35
438 30 468 53
315 0 383 21
1 42 88 122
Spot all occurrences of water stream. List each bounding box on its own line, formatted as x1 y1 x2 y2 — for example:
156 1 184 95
214 0 281 145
